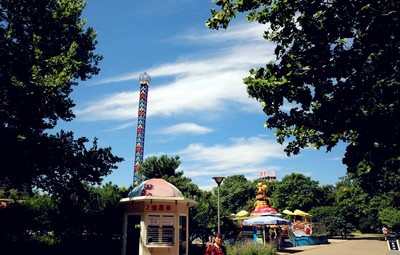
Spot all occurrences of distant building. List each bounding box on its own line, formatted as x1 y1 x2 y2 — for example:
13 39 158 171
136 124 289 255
259 170 276 182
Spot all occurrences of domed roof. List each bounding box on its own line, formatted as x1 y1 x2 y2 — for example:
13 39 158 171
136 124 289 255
127 178 183 198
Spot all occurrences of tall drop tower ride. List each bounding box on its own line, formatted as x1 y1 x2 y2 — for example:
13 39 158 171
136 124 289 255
133 72 151 186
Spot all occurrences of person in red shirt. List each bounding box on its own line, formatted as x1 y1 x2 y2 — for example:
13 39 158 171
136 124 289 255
206 233 226 255
204 235 214 255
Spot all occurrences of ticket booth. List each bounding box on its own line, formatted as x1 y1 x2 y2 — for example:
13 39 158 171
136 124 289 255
119 178 197 255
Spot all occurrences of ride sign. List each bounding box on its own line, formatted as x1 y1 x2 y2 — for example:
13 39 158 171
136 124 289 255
387 234 399 251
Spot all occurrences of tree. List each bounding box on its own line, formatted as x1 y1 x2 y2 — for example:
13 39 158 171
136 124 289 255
314 184 336 207
140 155 182 180
333 176 365 235
379 207 400 232
310 206 354 238
219 175 255 216
206 0 400 195
215 175 255 236
140 155 202 198
0 184 127 255
272 173 320 212
0 0 122 194
189 190 215 243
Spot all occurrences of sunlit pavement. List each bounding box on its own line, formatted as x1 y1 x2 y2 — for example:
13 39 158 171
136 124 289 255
278 237 390 255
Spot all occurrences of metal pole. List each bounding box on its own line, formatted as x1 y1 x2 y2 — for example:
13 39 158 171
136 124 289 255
217 184 221 234
212 176 224 234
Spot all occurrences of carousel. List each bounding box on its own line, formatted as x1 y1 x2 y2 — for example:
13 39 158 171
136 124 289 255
233 183 292 247
233 182 328 248
282 209 328 246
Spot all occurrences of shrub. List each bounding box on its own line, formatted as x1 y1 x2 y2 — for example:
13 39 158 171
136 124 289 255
226 240 277 255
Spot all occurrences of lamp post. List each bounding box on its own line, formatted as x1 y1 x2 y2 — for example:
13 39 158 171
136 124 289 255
213 176 225 234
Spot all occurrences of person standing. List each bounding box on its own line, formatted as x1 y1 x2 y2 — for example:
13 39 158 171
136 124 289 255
273 227 280 251
210 233 226 255
269 227 276 246
204 235 214 255
382 226 388 241
265 226 270 244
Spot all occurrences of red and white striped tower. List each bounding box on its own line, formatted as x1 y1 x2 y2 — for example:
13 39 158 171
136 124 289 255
133 72 151 186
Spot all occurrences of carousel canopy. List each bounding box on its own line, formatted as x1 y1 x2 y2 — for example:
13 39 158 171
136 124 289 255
283 209 312 217
236 210 249 217
242 215 291 226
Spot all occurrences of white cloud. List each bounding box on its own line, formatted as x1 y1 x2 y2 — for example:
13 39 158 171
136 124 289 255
75 40 274 122
74 22 276 123
158 122 214 135
327 156 342 161
176 21 269 44
175 136 286 190
178 136 286 175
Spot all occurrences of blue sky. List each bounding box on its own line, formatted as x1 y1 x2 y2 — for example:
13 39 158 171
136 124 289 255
61 0 347 191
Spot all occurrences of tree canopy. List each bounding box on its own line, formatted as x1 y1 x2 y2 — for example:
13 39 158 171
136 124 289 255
139 155 205 241
272 173 320 212
0 0 122 193
140 155 202 199
206 0 400 195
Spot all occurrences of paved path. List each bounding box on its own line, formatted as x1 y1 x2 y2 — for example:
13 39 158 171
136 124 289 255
278 238 393 255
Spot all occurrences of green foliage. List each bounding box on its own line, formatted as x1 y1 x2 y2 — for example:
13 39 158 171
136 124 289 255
333 176 367 234
0 0 122 195
141 155 202 200
315 184 336 207
0 184 125 255
220 175 255 216
310 206 354 237
226 241 277 255
206 0 400 197
190 190 216 242
141 155 182 179
272 173 320 212
0 1 123 250
379 207 400 232
48 182 125 242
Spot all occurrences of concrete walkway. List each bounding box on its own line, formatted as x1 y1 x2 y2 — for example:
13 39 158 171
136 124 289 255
278 238 394 255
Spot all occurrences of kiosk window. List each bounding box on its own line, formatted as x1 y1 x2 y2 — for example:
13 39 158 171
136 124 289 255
147 215 174 245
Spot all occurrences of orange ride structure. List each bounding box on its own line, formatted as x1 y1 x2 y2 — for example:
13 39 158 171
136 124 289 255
234 182 328 247
234 182 292 247
251 182 277 216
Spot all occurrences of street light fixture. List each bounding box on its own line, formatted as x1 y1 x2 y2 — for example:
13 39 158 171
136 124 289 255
213 176 225 234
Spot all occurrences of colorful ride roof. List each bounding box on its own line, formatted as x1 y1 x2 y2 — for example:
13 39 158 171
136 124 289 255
242 215 291 226
251 207 278 215
283 209 312 216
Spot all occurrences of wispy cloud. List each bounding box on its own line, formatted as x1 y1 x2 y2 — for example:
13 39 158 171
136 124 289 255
158 122 214 135
178 137 286 176
326 156 342 161
75 22 275 123
176 22 269 44
174 136 286 190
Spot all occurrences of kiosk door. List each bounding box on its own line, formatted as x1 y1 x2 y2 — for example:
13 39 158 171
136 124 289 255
179 215 187 255
126 215 141 255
